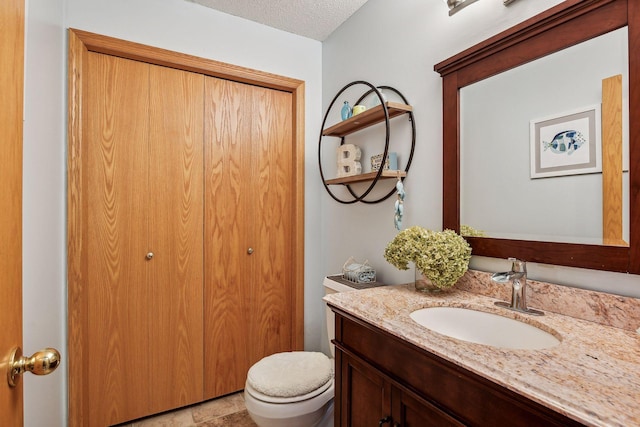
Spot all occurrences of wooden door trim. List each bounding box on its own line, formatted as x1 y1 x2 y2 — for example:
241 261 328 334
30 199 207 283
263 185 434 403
69 28 304 92
67 28 305 426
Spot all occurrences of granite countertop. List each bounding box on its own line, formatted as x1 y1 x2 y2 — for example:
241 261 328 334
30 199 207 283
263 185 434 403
324 283 640 427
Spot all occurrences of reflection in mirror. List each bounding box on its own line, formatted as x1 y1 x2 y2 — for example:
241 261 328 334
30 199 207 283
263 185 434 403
460 28 629 246
435 0 638 273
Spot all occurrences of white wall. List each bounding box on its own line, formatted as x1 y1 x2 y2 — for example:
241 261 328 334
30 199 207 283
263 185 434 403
320 0 640 353
23 0 66 425
23 1 323 426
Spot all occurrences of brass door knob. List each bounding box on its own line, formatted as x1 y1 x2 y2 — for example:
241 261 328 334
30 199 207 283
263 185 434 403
146 252 154 260
247 248 254 255
7 346 61 387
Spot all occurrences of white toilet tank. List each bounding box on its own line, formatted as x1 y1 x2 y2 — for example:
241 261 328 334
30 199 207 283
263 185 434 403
323 276 360 358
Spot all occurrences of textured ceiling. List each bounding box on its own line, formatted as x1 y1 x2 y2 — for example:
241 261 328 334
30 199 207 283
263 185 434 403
187 0 370 41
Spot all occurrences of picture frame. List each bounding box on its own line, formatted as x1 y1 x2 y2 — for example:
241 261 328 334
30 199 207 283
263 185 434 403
530 104 601 178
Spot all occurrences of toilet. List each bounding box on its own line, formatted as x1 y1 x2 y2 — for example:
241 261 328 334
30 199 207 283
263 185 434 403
244 276 356 427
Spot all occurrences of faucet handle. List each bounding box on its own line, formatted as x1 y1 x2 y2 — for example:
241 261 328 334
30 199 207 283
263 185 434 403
508 257 526 273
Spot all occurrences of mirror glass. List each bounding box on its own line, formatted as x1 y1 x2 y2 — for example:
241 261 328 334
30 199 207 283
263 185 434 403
460 27 629 246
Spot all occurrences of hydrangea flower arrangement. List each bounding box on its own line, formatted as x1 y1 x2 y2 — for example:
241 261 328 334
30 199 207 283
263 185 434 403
384 226 472 289
460 224 486 237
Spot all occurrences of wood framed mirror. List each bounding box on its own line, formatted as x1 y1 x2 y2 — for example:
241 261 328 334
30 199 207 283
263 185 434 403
435 0 639 274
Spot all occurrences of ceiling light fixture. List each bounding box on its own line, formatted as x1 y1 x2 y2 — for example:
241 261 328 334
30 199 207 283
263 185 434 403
444 0 480 16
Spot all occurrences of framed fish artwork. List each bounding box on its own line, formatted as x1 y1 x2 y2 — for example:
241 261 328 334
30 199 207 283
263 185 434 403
529 104 602 178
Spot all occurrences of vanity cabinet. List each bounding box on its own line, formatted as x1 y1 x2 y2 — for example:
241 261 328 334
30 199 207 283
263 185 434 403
332 309 585 427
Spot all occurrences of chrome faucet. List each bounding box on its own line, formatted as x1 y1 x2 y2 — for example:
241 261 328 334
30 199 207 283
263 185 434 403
491 258 544 316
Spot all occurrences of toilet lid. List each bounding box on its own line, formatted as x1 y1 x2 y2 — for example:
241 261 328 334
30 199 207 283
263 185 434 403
247 351 333 398
245 377 333 404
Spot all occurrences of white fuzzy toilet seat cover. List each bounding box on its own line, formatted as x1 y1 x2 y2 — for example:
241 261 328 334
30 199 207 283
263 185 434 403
247 351 333 398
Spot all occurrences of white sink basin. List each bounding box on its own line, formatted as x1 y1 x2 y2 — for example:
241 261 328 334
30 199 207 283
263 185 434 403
409 307 560 350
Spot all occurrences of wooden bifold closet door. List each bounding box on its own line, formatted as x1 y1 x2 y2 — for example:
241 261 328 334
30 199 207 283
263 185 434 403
83 52 204 425
68 29 304 427
147 64 204 414
203 78 293 398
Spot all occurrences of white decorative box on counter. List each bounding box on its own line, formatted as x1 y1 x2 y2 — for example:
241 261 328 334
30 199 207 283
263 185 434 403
342 257 376 283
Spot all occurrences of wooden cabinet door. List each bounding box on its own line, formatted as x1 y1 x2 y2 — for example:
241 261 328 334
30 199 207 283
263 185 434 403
339 351 391 427
391 386 465 427
338 349 464 427
203 78 294 398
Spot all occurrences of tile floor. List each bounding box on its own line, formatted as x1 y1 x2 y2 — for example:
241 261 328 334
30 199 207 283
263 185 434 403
119 392 258 427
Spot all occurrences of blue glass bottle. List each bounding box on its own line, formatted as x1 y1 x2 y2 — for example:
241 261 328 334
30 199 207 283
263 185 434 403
341 101 352 120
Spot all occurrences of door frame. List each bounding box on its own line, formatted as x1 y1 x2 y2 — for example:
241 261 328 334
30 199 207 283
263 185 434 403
67 28 305 426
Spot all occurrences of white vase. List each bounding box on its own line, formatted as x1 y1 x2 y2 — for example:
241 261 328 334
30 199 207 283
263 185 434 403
369 87 387 108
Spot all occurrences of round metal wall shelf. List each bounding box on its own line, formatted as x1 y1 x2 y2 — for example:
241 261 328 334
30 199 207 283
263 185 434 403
318 80 416 204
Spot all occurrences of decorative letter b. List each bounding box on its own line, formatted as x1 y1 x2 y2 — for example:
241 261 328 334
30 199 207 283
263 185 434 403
336 144 362 177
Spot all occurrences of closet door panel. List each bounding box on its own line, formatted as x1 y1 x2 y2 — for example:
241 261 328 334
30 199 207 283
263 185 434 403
250 87 294 362
148 65 205 411
85 52 151 425
70 30 304 425
203 77 253 398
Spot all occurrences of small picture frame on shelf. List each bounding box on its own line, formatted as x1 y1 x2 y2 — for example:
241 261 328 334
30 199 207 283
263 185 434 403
371 152 398 172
